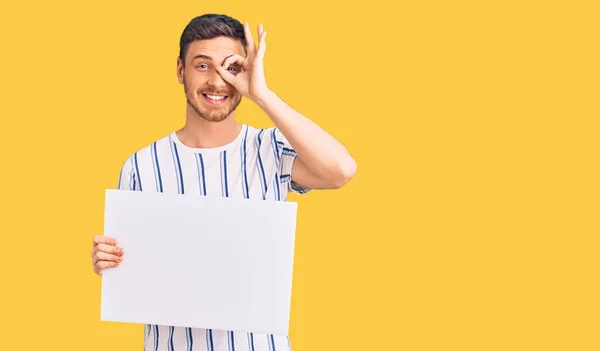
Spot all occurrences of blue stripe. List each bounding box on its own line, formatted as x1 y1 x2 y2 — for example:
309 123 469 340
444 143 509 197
169 136 181 194
224 151 229 197
256 129 267 199
220 152 224 196
173 143 185 194
154 325 159 351
186 327 193 351
152 142 163 192
248 332 255 351
196 154 204 195
287 335 292 351
168 326 174 351
270 132 282 200
207 329 214 351
268 334 276 351
240 139 247 198
200 154 206 195
134 152 143 191
151 145 159 192
273 173 280 200
271 129 281 164
241 126 249 198
185 327 189 350
228 331 236 351
195 153 207 195
221 150 229 197
282 148 296 157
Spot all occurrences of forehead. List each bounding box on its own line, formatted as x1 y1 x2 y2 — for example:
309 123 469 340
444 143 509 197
186 37 246 62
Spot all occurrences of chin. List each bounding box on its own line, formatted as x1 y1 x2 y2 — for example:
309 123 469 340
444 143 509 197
198 105 234 122
185 99 227 122
202 112 230 122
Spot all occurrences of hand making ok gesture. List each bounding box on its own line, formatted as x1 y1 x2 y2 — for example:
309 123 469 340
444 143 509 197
216 22 271 103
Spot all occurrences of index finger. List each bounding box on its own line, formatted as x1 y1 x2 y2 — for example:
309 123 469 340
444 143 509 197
243 22 256 56
93 235 117 247
223 53 248 71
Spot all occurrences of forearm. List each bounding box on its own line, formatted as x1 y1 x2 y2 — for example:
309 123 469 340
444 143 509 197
255 90 357 184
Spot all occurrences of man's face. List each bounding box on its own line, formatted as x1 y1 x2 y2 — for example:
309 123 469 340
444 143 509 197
177 37 246 122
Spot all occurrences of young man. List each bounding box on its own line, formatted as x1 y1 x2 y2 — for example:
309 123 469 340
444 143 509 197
90 14 356 351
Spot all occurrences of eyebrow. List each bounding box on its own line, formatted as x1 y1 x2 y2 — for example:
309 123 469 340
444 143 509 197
192 54 213 61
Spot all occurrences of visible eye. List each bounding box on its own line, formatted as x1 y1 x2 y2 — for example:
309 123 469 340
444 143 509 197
227 66 238 72
196 64 208 69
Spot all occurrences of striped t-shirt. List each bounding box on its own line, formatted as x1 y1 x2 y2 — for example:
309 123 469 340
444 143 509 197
116 124 310 351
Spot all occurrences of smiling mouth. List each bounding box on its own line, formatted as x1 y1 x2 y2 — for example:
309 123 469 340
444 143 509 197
202 94 229 104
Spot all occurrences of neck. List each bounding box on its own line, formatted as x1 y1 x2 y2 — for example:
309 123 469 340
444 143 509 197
176 105 241 148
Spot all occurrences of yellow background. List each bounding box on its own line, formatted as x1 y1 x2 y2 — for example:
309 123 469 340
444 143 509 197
1 0 598 350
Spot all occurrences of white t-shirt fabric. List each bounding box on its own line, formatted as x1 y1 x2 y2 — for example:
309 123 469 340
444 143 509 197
116 124 310 351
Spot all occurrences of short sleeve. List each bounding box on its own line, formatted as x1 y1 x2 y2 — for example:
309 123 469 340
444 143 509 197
274 128 311 195
117 155 135 191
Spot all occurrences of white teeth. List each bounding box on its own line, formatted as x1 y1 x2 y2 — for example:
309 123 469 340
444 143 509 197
206 94 226 101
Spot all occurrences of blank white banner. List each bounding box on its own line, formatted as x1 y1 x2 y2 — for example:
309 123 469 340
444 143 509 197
100 189 298 335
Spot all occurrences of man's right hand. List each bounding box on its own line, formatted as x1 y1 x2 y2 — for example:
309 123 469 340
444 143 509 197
91 235 124 275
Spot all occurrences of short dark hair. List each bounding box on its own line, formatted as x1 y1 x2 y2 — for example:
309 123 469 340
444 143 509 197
179 14 247 66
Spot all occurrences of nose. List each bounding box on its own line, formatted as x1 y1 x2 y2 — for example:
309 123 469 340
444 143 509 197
207 69 228 90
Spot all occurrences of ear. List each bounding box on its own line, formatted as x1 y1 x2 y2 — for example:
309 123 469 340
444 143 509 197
176 56 184 84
